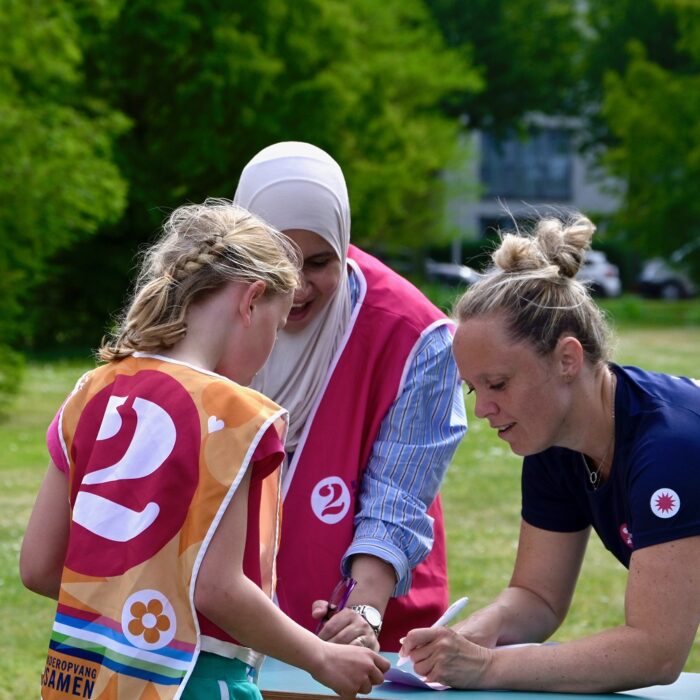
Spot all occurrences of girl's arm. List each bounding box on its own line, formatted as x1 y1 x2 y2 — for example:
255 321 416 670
20 462 70 599
194 467 388 699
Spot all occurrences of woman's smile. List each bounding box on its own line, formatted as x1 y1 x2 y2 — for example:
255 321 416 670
282 229 343 333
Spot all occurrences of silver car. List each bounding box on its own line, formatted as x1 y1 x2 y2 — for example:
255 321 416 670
576 250 622 298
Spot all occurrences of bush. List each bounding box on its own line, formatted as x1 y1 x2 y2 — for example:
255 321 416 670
0 345 25 419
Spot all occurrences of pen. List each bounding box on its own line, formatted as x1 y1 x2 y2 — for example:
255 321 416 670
397 596 469 667
315 577 357 634
430 595 469 628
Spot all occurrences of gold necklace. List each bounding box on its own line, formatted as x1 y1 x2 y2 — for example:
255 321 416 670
583 371 616 489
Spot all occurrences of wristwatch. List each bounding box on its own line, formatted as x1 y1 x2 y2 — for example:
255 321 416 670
349 604 383 637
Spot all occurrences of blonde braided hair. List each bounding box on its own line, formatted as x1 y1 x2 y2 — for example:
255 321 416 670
99 198 300 361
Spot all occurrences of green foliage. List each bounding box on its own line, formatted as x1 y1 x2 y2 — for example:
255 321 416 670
422 0 700 273
33 0 481 349
582 0 690 146
0 346 24 419
598 294 700 327
0 0 128 404
424 0 583 130
601 1 700 275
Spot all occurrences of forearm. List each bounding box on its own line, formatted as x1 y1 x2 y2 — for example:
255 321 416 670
342 523 410 596
458 524 589 647
459 586 562 647
485 625 682 692
346 555 396 614
197 572 326 674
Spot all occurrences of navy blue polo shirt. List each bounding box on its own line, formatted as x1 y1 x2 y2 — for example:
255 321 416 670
522 365 700 567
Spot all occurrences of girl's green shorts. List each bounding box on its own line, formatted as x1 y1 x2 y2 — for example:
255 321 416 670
181 651 262 700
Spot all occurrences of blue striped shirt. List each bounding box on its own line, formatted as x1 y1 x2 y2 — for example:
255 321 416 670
340 269 468 595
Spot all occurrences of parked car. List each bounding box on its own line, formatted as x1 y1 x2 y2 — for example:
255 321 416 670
638 256 697 300
576 250 622 298
425 259 481 287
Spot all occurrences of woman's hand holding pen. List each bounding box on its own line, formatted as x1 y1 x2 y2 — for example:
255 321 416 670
397 596 482 687
399 626 493 689
311 599 381 651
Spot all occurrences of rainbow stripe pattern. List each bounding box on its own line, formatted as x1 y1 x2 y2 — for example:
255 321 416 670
50 604 195 687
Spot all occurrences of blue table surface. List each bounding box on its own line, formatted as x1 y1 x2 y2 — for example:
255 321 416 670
258 653 700 699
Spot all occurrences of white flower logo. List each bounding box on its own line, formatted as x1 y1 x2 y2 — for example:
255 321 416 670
122 589 176 650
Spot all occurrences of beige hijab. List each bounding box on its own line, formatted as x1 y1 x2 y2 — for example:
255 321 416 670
234 142 352 450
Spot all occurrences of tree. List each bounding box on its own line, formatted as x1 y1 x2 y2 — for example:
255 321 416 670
601 0 700 274
0 0 128 406
581 0 691 148
424 0 583 131
34 0 481 347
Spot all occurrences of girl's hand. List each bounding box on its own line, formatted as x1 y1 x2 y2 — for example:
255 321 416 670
311 599 380 651
311 642 389 699
400 626 492 689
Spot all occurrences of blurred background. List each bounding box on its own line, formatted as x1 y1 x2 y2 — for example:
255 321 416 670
2 0 700 401
3 3 700 693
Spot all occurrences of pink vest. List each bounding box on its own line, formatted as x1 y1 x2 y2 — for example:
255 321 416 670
275 246 450 651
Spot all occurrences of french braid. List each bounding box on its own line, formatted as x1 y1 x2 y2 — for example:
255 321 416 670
99 199 300 361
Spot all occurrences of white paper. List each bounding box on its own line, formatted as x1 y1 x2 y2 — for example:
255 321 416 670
385 658 450 691
385 642 546 690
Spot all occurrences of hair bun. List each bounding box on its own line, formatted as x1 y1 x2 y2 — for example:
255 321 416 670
493 215 595 279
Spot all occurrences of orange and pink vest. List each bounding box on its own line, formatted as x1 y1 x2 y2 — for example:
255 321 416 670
41 355 286 700
275 246 450 651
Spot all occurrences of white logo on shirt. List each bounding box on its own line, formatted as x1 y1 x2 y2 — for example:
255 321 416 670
311 477 351 524
619 522 634 548
73 395 176 542
650 488 681 519
121 589 176 650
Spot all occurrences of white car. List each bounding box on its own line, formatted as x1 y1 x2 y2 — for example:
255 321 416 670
425 259 481 287
576 250 622 298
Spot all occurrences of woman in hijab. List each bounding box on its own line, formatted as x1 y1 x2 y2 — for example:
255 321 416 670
234 142 467 652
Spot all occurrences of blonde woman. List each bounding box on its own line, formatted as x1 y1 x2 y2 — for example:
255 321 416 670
21 199 388 700
401 214 700 692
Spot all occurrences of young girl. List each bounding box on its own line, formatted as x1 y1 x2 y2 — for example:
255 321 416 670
20 199 388 700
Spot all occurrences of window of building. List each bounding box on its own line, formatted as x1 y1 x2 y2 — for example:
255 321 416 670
480 127 573 200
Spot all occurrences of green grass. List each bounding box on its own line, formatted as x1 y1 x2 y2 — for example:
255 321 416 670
2 317 699 697
599 295 700 327
1 358 93 699
420 285 700 329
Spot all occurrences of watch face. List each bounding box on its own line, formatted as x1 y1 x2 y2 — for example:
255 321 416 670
363 606 382 628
